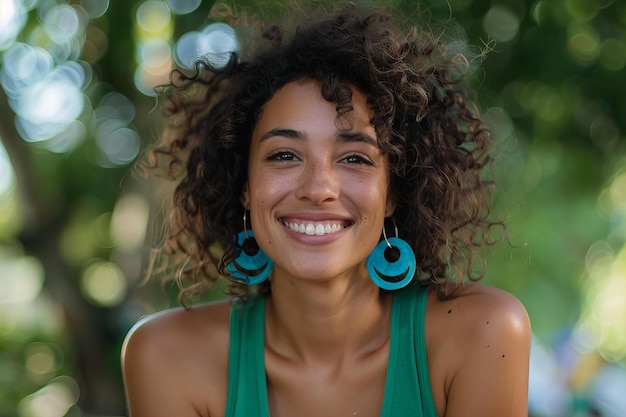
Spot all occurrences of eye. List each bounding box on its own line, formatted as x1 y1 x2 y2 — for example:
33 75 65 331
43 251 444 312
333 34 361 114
267 149 299 161
341 153 374 165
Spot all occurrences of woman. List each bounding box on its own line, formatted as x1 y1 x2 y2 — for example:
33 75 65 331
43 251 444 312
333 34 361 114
122 3 531 416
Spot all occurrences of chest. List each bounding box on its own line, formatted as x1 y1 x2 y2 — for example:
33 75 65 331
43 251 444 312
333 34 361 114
264 346 389 417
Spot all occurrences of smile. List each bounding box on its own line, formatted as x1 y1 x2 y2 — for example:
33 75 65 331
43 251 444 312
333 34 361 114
282 219 349 236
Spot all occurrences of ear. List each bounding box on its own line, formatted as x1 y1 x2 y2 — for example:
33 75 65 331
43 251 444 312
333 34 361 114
384 190 396 217
240 181 250 209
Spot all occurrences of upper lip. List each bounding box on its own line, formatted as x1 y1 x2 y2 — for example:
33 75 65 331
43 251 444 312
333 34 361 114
278 211 353 223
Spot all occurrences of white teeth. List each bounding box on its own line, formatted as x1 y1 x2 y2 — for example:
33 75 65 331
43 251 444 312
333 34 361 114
284 220 345 236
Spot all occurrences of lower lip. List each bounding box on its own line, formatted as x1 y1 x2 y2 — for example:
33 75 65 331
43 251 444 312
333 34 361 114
281 222 349 244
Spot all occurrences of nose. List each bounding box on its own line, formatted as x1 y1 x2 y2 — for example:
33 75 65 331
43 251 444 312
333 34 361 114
294 159 340 204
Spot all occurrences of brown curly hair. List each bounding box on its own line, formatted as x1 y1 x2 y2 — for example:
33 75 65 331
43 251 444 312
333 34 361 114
147 2 501 303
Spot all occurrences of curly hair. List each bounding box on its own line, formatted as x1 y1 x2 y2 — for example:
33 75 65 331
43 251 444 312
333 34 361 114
147 2 501 303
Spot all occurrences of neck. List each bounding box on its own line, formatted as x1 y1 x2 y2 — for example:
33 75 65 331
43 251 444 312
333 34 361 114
264 266 392 365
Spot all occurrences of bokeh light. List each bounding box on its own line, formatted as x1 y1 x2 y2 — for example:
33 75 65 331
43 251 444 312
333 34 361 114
567 22 600 65
0 1 140 165
174 22 239 70
80 260 128 307
0 141 15 203
0 0 28 50
1 42 89 147
110 194 150 251
0 256 44 304
166 0 201 15
42 4 83 44
136 0 171 35
483 5 520 43
133 0 174 95
25 342 63 376
93 91 140 166
80 0 110 19
140 39 171 68
17 376 80 417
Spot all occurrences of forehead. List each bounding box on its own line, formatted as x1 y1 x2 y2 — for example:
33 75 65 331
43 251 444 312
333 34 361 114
253 78 374 137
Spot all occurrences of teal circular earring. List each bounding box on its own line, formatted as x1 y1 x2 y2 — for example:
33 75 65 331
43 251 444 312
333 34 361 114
226 211 273 285
366 220 416 290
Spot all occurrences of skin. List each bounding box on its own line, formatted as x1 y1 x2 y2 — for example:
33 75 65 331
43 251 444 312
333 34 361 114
122 79 531 417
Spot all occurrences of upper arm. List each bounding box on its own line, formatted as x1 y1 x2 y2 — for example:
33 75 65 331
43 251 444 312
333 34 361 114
121 314 203 417
441 288 531 417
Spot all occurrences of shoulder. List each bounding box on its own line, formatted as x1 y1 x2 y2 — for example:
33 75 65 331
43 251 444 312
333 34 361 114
121 300 232 417
426 284 531 417
122 300 231 356
428 283 530 337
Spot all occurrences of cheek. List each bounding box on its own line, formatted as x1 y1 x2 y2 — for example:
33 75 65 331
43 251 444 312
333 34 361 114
355 176 389 207
249 173 285 202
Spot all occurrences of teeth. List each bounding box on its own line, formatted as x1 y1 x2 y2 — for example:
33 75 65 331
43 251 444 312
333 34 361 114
284 220 345 236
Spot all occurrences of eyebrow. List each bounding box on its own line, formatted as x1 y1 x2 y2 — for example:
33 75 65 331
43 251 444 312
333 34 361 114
258 128 304 142
258 128 377 147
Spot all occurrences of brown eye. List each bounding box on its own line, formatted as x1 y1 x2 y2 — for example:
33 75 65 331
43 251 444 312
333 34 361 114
342 154 374 165
268 150 298 161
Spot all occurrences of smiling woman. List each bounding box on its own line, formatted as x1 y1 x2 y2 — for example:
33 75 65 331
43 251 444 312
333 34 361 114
242 80 392 283
121 3 531 417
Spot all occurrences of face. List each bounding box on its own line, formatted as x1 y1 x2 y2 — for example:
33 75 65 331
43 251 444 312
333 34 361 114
242 79 395 282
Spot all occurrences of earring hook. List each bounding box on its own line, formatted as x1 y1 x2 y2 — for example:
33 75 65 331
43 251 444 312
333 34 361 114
243 210 250 239
382 218 399 249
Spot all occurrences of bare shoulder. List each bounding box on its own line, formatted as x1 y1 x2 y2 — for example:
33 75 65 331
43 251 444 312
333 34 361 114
122 300 232 365
121 300 232 417
428 283 530 335
426 283 531 417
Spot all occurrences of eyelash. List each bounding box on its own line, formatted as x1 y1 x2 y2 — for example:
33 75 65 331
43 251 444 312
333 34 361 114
266 150 374 166
342 153 374 165
267 149 298 161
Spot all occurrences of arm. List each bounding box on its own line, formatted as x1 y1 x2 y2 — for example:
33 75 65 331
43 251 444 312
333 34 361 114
435 287 531 417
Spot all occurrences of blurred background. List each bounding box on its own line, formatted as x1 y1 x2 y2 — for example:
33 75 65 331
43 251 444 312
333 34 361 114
0 0 625 416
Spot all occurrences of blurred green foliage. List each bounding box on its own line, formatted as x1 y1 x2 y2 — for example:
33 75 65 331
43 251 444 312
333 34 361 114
0 0 625 416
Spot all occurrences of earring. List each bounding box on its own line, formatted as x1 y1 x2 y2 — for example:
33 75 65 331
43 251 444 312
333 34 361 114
366 219 416 291
226 211 273 285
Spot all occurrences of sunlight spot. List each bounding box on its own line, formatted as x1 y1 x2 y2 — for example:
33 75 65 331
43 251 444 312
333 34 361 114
81 260 127 307
140 39 171 68
0 0 27 51
174 23 239 70
95 121 141 167
567 23 600 65
166 0 201 15
25 343 63 376
137 0 171 34
483 5 520 43
18 376 79 417
110 194 150 251
0 141 15 202
0 256 44 304
80 0 110 19
42 5 82 44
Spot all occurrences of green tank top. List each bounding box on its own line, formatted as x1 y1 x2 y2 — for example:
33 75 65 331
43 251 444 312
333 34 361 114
225 284 438 416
